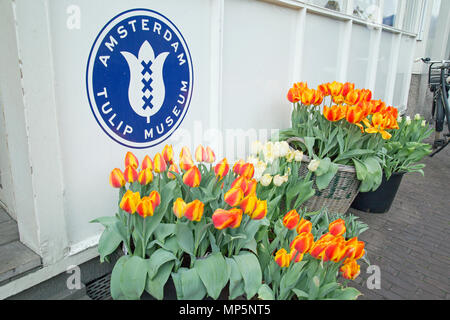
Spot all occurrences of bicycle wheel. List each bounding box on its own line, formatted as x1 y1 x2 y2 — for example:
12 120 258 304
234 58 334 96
435 90 445 133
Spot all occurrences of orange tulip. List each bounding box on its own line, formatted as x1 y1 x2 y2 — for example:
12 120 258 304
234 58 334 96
287 82 308 103
183 165 201 188
148 190 161 210
323 105 345 122
345 89 363 105
136 197 154 218
239 163 255 179
250 199 267 220
195 145 207 162
184 199 204 222
141 155 153 171
289 249 304 263
290 232 314 254
233 159 245 175
179 154 194 171
340 259 361 280
244 179 257 197
240 194 257 215
283 209 300 230
212 208 243 230
119 190 141 214
167 163 179 180
214 158 230 180
342 82 355 97
109 168 125 188
275 248 290 268
231 176 247 193
328 81 343 97
301 88 316 105
205 146 216 163
361 88 372 102
324 239 346 262
318 83 331 96
124 165 138 183
363 113 392 140
310 241 328 261
124 151 139 169
179 146 192 160
312 90 324 106
329 219 346 236
138 168 153 185
369 100 386 114
344 237 365 260
296 218 312 234
153 153 167 173
173 198 186 218
162 145 174 165
224 187 244 207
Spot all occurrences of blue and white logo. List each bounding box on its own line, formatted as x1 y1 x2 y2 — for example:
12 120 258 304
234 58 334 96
86 9 193 148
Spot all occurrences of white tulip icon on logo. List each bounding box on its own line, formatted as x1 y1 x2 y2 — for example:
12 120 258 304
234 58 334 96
121 41 169 124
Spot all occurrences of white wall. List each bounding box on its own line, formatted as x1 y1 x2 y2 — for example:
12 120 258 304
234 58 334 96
0 0 422 292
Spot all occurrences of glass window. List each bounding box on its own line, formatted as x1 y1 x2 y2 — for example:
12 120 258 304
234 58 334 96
382 0 399 27
353 0 380 22
309 0 346 13
402 0 421 33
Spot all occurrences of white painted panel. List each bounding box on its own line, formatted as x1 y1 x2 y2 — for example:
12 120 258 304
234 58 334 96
393 35 414 106
47 0 213 245
222 0 297 160
374 31 394 99
301 12 345 88
346 23 373 88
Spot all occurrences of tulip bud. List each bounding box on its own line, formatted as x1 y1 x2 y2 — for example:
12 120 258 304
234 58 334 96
167 164 179 180
184 199 204 222
124 165 139 183
109 168 125 188
274 248 290 268
279 141 290 157
224 187 244 207
214 158 230 180
195 145 207 162
244 179 257 197
183 166 201 188
324 239 346 262
205 146 216 163
179 146 192 160
153 153 167 173
138 168 153 185
421 120 426 127
414 114 422 120
296 218 312 234
250 199 267 220
260 174 272 187
283 209 300 230
212 208 243 230
119 190 141 214
233 159 245 175
328 219 346 237
173 198 186 218
124 151 139 169
405 116 411 126
231 176 247 193
136 197 154 218
308 159 320 172
286 150 295 162
148 190 161 210
141 155 153 171
162 145 174 165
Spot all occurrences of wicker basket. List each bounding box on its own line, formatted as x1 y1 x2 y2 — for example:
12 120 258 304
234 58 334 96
287 137 361 214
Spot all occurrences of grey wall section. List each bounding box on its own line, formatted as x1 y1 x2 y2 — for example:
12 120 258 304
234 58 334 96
406 74 434 121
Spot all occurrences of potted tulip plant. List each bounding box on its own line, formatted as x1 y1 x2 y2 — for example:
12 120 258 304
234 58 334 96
278 81 400 213
351 114 433 213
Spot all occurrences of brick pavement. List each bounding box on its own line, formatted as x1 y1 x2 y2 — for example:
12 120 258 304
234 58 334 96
348 142 450 300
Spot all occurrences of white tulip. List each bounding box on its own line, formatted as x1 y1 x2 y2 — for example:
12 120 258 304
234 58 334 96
308 159 320 172
247 156 258 166
260 174 273 186
286 150 295 162
414 114 422 120
273 175 285 187
273 142 281 158
421 120 426 127
279 141 290 157
405 116 411 126
294 150 304 162
251 141 263 155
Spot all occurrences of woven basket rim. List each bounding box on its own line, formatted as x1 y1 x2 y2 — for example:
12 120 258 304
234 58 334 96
286 137 356 173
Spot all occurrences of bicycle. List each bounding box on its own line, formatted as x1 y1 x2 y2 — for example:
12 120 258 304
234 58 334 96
415 57 450 157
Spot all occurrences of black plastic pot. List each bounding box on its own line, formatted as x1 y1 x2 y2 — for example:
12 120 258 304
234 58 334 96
350 172 405 214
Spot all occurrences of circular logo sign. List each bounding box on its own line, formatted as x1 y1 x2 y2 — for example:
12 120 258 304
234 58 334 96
86 9 193 148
